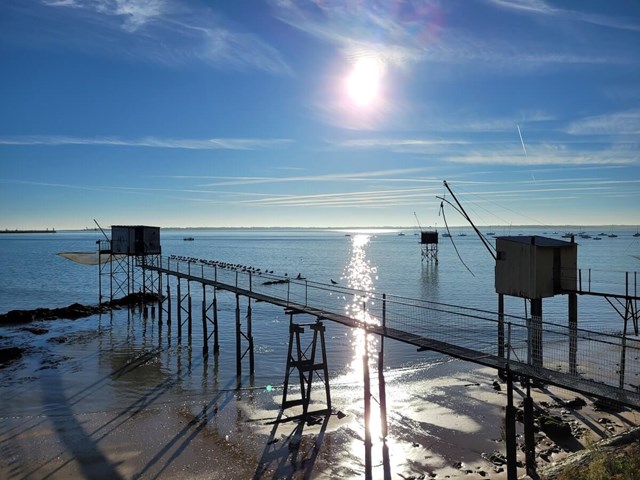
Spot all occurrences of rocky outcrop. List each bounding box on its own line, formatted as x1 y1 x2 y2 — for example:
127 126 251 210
0 347 25 367
0 293 159 325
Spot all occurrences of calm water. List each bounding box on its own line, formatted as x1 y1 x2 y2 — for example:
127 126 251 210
0 227 639 477
0 228 638 402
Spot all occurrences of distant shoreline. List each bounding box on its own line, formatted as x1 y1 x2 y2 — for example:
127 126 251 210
0 229 56 234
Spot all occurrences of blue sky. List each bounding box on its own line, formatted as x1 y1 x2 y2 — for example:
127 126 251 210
0 0 639 229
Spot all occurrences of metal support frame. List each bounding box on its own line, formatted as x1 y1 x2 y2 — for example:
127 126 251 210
201 283 220 357
281 315 331 416
421 242 438 263
176 278 191 343
235 294 255 384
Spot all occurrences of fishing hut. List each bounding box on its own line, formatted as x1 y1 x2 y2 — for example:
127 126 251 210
495 235 577 366
98 225 161 304
495 235 577 478
420 230 438 262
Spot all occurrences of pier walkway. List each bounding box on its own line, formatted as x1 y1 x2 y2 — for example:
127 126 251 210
142 256 640 409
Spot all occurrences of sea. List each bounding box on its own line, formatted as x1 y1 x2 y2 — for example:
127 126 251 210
0 226 638 478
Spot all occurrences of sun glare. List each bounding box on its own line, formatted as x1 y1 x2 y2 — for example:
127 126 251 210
346 56 383 107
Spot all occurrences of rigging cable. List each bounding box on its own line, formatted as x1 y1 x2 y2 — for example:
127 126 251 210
439 200 475 277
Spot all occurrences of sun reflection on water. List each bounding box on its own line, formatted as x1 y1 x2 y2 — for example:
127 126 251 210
340 234 392 454
343 235 380 372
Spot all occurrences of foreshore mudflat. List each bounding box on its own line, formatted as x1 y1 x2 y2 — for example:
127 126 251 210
0 306 638 479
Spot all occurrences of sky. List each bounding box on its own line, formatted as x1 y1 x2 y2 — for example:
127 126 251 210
0 0 639 230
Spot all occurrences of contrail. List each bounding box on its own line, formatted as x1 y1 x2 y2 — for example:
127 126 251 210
517 124 527 156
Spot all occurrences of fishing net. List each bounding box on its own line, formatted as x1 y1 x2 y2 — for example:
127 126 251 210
57 252 127 265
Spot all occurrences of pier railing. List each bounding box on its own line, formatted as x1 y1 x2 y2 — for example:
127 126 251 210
145 256 640 407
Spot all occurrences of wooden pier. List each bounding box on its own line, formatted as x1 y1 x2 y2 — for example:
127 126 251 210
102 251 639 480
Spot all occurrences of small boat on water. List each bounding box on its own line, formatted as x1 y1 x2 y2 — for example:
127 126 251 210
183 237 194 241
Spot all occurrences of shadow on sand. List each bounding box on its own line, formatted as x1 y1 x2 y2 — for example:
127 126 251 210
253 409 332 480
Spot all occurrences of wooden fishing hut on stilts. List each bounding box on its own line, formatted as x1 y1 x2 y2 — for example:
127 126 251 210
420 230 438 263
495 234 578 479
97 225 161 311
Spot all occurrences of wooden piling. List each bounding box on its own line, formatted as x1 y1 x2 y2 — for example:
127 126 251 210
235 294 241 381
505 369 517 480
202 283 208 357
569 292 578 375
524 378 536 477
363 338 372 480
177 279 182 341
530 298 543 367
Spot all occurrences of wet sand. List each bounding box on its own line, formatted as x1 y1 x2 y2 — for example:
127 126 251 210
1 318 638 479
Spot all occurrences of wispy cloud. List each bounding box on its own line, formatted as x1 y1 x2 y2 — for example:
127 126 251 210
36 0 293 74
0 135 292 150
487 0 640 32
194 168 440 187
565 109 640 136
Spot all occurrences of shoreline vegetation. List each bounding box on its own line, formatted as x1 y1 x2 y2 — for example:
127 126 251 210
1 297 639 478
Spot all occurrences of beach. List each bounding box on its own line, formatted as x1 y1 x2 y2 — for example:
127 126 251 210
1 306 638 479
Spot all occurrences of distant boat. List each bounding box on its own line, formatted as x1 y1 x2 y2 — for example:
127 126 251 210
486 231 495 236
593 237 602 240
608 234 618 238
443 233 452 238
183 237 194 241
634 233 640 238
398 233 405 236
562 233 574 238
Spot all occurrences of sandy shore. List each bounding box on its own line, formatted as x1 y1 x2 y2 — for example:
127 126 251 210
1 316 638 479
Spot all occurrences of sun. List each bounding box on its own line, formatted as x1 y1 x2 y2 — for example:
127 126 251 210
346 56 383 108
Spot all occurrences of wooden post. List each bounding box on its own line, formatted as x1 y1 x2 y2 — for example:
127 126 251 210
247 298 254 375
363 335 372 480
378 349 391 480
202 283 208 357
166 281 172 325
524 378 536 476
248 274 255 375
177 279 182 342
498 293 505 358
505 369 517 480
235 294 241 382
213 291 219 354
188 290 193 339
530 298 543 367
569 292 578 375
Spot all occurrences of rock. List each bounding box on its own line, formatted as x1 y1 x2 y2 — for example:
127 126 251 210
482 451 507 466
563 397 586 409
539 415 572 438
0 293 158 325
49 336 68 344
0 347 25 367
22 327 48 335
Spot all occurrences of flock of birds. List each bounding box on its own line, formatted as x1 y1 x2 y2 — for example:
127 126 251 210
167 254 337 284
